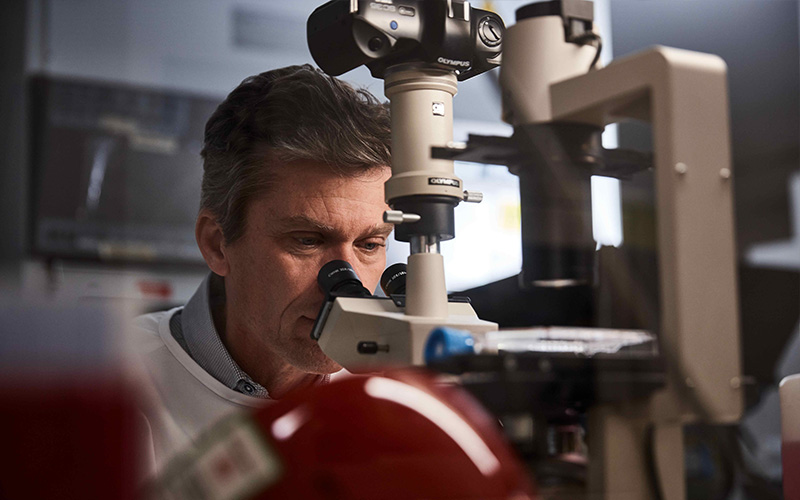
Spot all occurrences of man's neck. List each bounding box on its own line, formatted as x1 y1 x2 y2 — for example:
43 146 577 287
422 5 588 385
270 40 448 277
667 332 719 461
210 275 318 399
224 325 320 399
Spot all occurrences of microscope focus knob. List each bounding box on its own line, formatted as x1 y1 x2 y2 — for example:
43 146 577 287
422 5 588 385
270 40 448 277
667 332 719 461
463 190 484 203
424 327 476 364
383 210 421 225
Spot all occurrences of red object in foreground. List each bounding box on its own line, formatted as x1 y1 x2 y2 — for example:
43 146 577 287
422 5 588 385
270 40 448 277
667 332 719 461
0 377 142 500
158 369 537 500
784 441 800 500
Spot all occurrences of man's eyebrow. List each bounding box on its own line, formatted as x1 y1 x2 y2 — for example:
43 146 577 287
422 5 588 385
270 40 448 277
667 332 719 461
277 214 394 236
363 223 395 237
273 215 393 237
275 215 336 233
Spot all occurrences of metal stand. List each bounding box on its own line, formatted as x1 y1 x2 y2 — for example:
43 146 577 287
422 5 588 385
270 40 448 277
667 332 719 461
551 46 743 500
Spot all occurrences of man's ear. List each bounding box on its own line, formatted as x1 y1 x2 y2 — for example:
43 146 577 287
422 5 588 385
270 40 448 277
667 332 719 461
196 210 230 276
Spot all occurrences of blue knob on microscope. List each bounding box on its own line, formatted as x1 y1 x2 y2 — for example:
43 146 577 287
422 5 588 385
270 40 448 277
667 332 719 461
424 327 476 364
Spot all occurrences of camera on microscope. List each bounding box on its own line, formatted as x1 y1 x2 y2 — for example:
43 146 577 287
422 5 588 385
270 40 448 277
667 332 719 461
308 0 503 81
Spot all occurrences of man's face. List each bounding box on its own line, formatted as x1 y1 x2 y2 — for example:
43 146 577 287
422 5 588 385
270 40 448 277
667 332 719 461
222 160 392 375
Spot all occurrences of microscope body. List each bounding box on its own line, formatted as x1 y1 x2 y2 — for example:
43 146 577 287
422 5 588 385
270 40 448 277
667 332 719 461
499 6 742 499
548 46 742 499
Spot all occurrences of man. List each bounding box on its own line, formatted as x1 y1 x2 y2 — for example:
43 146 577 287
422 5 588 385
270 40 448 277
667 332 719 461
132 65 393 473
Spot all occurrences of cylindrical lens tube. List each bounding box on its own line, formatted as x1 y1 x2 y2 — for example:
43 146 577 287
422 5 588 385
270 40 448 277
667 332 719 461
380 263 408 296
317 260 372 298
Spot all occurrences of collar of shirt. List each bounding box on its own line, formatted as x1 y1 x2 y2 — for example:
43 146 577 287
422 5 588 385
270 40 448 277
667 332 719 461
173 273 270 398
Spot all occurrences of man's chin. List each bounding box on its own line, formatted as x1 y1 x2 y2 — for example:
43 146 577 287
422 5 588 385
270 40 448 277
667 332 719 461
291 337 342 374
295 355 341 375
293 319 342 373
308 358 343 375
307 341 343 373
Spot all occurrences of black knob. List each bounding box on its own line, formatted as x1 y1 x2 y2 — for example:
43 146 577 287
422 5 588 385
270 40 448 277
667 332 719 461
478 17 503 48
368 36 384 52
357 341 389 354
380 263 407 296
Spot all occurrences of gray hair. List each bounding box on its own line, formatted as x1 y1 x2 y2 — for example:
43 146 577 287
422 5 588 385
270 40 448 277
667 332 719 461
200 64 391 243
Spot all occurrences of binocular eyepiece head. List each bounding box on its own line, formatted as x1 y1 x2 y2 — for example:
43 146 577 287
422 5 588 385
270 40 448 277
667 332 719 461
312 260 408 341
317 260 409 299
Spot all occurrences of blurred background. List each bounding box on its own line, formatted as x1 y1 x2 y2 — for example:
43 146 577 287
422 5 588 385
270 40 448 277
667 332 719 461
1 0 799 497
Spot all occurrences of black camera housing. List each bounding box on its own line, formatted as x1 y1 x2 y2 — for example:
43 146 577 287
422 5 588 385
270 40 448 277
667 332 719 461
307 0 504 81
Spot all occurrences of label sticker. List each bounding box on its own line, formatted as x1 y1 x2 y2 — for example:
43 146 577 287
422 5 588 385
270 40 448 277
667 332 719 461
398 6 415 16
428 177 461 188
158 415 282 500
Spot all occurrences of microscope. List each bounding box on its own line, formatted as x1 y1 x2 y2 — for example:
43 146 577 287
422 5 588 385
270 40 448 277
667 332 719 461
307 0 503 368
308 1 743 499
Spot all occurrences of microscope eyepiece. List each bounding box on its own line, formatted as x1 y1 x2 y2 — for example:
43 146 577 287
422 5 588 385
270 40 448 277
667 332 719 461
380 263 407 296
317 260 372 298
312 260 373 341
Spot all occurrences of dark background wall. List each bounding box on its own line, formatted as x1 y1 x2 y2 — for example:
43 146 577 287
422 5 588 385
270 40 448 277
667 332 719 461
0 0 27 288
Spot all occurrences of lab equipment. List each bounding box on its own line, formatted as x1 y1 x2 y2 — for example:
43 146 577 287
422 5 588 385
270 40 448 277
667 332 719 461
307 1 743 498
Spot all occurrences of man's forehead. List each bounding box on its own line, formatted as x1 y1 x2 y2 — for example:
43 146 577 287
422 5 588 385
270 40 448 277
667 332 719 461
270 158 390 181
248 159 391 235
259 162 386 203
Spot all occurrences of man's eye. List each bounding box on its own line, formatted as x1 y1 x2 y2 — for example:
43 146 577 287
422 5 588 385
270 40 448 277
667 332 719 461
361 241 386 252
297 237 320 247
